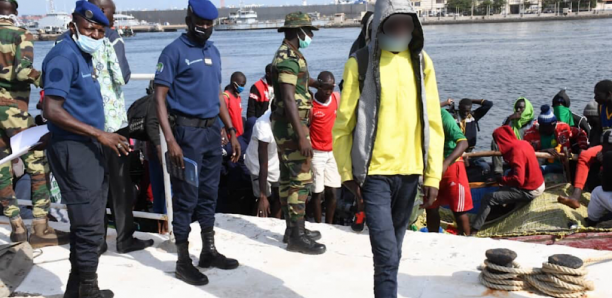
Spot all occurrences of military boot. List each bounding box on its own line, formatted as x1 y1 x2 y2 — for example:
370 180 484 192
282 210 321 243
29 218 70 249
9 216 28 242
63 271 79 298
198 230 239 270
78 272 114 298
175 242 208 286
287 218 326 255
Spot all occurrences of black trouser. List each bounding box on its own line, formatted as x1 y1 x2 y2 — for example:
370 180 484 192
103 128 136 249
48 138 108 273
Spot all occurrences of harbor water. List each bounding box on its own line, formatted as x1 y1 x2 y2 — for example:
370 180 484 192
30 18 612 150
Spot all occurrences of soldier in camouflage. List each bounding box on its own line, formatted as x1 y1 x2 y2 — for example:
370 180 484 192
271 12 325 255
0 0 69 248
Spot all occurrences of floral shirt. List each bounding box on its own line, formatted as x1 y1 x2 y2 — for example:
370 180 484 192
92 37 127 133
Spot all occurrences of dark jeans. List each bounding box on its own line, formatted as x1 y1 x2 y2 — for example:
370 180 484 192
172 123 222 244
470 157 491 175
103 128 136 248
361 175 419 298
48 139 108 273
471 186 536 231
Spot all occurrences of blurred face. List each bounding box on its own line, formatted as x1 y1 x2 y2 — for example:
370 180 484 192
515 101 526 115
459 104 472 119
594 87 612 106
233 76 246 89
317 80 335 99
70 16 105 40
298 27 314 40
382 14 414 38
539 122 556 136
186 12 214 43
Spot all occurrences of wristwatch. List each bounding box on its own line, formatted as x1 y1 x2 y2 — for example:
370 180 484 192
227 127 237 136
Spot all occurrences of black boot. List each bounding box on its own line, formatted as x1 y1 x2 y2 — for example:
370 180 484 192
198 230 239 270
287 219 326 255
117 238 155 254
78 272 114 298
175 242 208 286
63 271 79 298
282 216 322 243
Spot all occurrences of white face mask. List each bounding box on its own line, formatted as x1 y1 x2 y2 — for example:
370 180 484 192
71 23 104 54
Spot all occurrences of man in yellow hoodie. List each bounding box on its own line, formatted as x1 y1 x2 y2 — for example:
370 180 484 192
333 1 444 297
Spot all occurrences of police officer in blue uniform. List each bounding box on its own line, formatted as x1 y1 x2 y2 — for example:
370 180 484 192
42 2 128 297
154 0 241 286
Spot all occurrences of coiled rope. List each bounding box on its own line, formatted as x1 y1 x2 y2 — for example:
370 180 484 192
478 249 612 298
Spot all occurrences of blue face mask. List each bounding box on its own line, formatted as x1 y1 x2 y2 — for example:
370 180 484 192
234 82 245 93
71 23 103 54
378 32 412 53
299 28 312 49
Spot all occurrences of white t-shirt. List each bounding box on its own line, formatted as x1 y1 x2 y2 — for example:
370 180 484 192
245 111 280 183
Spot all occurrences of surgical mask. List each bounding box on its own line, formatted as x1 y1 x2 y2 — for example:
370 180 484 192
299 28 312 49
71 23 103 54
234 82 245 93
378 32 412 53
193 24 213 43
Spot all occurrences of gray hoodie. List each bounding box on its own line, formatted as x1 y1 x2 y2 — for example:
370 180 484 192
351 0 431 185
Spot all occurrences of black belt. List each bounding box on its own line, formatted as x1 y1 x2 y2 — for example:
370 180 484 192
174 115 216 128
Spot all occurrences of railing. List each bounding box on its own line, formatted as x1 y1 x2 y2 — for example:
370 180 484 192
14 73 175 246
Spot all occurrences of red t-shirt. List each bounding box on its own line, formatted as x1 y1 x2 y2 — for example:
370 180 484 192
310 92 339 151
224 91 243 137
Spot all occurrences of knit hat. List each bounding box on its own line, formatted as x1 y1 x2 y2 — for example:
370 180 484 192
538 105 557 125
602 130 612 145
583 101 599 117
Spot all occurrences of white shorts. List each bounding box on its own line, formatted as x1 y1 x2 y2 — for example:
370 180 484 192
312 150 342 193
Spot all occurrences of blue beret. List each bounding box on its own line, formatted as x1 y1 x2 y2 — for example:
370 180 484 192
188 0 219 20
73 1 109 27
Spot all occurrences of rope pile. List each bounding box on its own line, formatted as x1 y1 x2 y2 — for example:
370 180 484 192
478 249 612 298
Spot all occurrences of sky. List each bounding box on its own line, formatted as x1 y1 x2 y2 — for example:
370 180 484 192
19 0 334 15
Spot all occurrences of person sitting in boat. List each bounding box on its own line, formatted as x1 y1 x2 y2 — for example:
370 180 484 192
441 97 494 178
558 130 612 209
224 71 247 137
552 89 591 138
492 97 535 176
594 80 612 131
523 105 588 175
471 126 545 235
426 109 473 236
583 151 612 227
583 101 601 147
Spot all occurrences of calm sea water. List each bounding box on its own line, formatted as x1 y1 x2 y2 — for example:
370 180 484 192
30 18 612 149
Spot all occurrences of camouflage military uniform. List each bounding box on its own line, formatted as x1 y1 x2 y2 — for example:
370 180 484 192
0 19 50 219
270 38 313 222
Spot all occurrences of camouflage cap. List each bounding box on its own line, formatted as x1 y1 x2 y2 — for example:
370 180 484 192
278 11 319 33
0 0 18 8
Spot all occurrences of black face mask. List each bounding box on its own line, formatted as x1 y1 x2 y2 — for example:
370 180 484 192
190 23 213 43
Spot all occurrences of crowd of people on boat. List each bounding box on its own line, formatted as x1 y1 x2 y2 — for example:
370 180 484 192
2 0 612 297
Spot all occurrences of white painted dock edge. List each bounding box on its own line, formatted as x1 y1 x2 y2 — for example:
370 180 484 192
1 214 611 298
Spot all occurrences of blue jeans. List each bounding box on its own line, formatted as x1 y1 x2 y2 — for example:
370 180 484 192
172 123 222 244
470 157 491 174
361 175 420 298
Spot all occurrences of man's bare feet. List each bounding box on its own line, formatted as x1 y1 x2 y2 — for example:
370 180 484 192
558 196 581 209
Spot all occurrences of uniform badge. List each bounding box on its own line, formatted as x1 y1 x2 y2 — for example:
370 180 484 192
205 58 212 65
85 10 94 19
156 62 164 74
